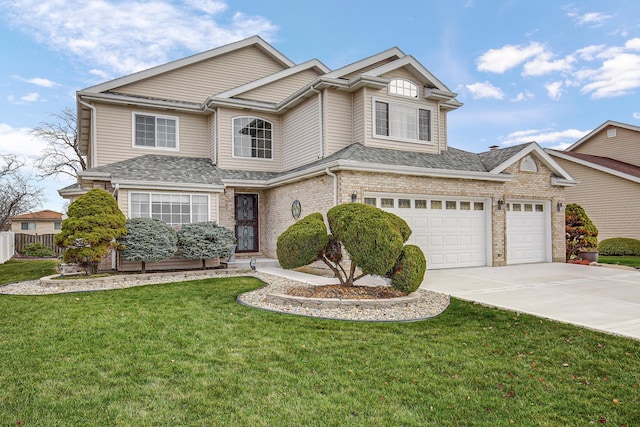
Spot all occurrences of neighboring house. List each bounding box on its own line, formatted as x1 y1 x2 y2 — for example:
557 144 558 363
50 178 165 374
547 121 640 241
9 210 64 235
61 36 575 269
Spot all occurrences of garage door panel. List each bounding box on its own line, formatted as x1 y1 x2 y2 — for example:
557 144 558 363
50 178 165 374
507 201 548 264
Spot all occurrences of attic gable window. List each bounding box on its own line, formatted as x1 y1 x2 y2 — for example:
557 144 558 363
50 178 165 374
133 113 178 150
389 79 418 98
233 117 273 159
374 100 432 143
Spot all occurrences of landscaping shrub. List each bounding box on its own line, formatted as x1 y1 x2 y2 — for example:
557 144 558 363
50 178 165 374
54 188 127 275
388 244 426 293
177 222 235 269
565 203 598 260
118 217 178 273
276 213 329 269
327 203 406 277
20 242 55 258
598 237 640 256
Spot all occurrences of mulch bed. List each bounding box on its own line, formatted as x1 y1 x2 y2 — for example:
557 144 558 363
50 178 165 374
287 284 407 300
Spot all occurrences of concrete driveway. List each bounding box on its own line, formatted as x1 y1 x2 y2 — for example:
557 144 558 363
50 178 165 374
421 263 640 340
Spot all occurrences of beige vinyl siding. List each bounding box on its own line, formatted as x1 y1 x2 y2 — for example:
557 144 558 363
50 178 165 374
94 104 211 166
209 113 216 162
216 107 282 172
573 126 640 167
341 58 397 79
113 46 286 104
235 69 321 103
439 110 447 152
554 158 640 240
352 88 365 145
282 96 320 170
364 85 440 154
325 89 353 155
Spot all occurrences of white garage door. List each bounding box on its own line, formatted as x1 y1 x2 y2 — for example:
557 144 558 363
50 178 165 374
369 195 489 269
506 201 550 264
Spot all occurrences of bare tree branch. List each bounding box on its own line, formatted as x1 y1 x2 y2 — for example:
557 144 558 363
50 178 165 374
0 154 43 230
31 107 86 180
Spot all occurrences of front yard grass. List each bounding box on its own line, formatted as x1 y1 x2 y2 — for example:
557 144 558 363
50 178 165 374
599 255 640 268
0 258 59 284
0 276 638 426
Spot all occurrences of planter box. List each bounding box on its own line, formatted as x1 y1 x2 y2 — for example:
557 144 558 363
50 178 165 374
581 251 599 263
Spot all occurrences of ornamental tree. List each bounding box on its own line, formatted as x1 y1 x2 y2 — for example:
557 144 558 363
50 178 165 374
177 222 236 269
118 217 178 273
276 203 427 291
565 203 599 260
54 188 127 275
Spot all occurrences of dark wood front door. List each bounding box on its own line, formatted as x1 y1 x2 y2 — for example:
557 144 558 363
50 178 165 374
235 194 259 253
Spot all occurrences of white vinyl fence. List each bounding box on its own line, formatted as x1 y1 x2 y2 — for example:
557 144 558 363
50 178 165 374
0 231 15 264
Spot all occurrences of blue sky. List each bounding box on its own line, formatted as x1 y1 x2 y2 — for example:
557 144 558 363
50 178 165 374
1 0 639 212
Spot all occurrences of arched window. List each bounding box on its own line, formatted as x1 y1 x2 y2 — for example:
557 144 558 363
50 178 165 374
233 117 273 159
389 79 418 98
520 155 538 172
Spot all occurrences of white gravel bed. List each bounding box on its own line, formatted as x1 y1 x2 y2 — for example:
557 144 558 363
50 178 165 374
0 271 450 322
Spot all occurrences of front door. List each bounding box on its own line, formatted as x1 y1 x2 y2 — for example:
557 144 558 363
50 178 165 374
235 194 259 253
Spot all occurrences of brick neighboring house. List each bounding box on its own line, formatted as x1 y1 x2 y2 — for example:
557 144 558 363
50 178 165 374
547 120 640 241
60 36 575 270
9 210 64 235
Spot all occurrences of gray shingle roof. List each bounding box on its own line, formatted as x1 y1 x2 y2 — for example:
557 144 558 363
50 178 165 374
82 143 525 186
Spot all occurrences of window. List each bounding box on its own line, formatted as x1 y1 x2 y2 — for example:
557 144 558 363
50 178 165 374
374 100 431 143
399 199 411 208
381 198 394 208
364 197 377 207
415 199 427 209
130 192 209 226
446 201 457 210
474 202 484 211
233 117 273 159
520 155 537 172
134 113 178 149
21 222 36 231
431 200 442 209
54 222 62 230
389 79 418 98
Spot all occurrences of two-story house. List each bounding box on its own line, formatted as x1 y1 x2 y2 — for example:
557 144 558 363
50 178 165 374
60 36 575 270
547 121 640 240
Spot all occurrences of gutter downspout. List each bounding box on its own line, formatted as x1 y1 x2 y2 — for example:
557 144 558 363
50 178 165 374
309 85 324 159
325 168 337 206
77 97 97 169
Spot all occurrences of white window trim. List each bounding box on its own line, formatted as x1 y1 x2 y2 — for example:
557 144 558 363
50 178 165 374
388 78 419 98
231 116 275 161
128 191 210 226
131 112 180 151
371 97 434 145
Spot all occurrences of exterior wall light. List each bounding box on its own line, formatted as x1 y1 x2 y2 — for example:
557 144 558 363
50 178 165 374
351 192 358 203
497 199 504 210
557 202 563 212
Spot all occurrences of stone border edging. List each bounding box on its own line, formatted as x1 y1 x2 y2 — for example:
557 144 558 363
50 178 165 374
265 290 422 309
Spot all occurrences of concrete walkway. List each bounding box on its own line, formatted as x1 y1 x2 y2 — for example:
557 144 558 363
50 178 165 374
421 263 640 340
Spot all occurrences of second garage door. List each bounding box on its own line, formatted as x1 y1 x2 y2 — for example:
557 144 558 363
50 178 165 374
506 200 550 264
368 195 490 269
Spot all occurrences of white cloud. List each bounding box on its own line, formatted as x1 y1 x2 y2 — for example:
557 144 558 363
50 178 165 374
626 37 640 50
511 91 534 102
545 81 563 100
633 112 640 120
500 128 591 147
12 75 59 87
579 52 640 98
21 92 41 102
0 123 45 160
570 11 614 27
477 42 546 73
575 45 606 61
3 1 279 76
466 81 505 99
522 52 575 76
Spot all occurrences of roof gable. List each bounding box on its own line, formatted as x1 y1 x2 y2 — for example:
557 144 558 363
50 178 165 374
566 120 640 151
323 47 405 79
80 36 294 95
547 150 640 184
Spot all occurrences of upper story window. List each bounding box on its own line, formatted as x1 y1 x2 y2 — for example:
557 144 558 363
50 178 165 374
130 192 209 227
389 79 418 98
133 113 178 150
233 117 273 159
21 222 36 231
374 100 432 143
54 222 62 230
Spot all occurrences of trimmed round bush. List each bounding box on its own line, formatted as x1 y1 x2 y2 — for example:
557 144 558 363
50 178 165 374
277 213 329 269
598 237 640 256
21 242 55 257
327 203 408 276
177 222 236 269
388 244 427 293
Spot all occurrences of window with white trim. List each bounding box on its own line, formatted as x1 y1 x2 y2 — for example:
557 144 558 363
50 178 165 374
389 79 418 98
21 222 36 231
133 113 178 149
233 117 273 159
374 100 431 143
130 192 209 226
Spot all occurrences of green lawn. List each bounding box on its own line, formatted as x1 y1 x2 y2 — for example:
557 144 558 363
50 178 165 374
599 255 640 268
0 274 638 426
0 258 59 284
